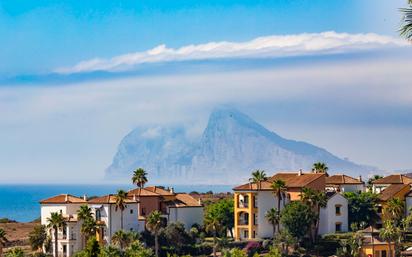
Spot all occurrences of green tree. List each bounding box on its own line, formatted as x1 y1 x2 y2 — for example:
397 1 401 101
265 208 279 240
146 211 164 257
132 168 148 196
222 248 247 257
100 245 122 257
46 212 66 257
274 230 296 255
115 189 128 230
380 220 401 257
312 162 329 174
204 209 222 257
29 225 47 252
249 170 267 190
367 175 383 190
301 188 327 241
400 0 412 40
125 241 153 257
4 248 24 257
112 230 131 250
0 228 8 257
81 217 98 244
204 199 234 238
162 222 192 252
266 247 282 257
343 191 380 227
85 237 100 257
271 179 287 233
280 201 315 243
384 198 405 225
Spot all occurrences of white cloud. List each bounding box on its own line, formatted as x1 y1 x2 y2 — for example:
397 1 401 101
54 31 407 74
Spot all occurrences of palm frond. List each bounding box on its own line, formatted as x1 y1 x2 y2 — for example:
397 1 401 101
400 6 412 40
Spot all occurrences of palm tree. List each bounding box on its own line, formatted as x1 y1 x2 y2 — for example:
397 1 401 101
380 220 400 257
265 208 280 240
204 211 222 257
249 170 267 190
132 168 148 196
146 210 164 257
77 205 94 247
46 212 66 257
271 179 287 233
81 217 98 243
28 225 47 252
313 191 328 241
0 228 8 257
111 230 130 250
4 247 24 257
312 162 328 174
400 0 412 40
115 190 128 230
384 198 405 225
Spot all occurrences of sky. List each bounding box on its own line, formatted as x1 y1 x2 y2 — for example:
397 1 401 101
0 0 411 183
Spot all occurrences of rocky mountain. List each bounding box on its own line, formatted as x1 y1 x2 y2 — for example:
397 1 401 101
106 107 372 184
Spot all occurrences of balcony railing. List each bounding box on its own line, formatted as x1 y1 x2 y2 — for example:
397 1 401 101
238 219 249 226
238 202 249 208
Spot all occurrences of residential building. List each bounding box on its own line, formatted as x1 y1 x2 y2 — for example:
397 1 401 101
87 194 142 244
377 184 410 226
40 187 203 257
371 174 412 194
325 174 365 193
128 186 203 230
318 192 349 235
232 171 326 240
359 226 395 257
40 194 88 257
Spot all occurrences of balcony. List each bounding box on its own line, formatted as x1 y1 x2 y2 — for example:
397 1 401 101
237 212 249 226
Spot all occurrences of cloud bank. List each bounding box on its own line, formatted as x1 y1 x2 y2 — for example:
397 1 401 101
55 31 406 74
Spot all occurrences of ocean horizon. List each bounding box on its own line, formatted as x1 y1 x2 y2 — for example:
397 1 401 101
0 184 233 222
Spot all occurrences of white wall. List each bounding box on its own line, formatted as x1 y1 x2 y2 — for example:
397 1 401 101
341 184 364 193
319 193 348 235
168 207 204 229
406 196 412 216
256 191 279 239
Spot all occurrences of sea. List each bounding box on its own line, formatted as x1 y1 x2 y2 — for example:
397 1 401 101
0 184 233 222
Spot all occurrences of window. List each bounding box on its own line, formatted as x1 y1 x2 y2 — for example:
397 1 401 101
141 208 146 215
252 230 256 238
95 210 101 221
381 250 387 257
335 205 341 215
253 213 257 225
130 209 134 214
377 205 383 214
243 230 249 238
254 196 258 208
335 223 342 232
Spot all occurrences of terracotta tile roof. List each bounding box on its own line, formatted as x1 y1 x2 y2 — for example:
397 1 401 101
145 186 175 196
40 194 87 204
379 184 410 201
326 174 364 185
372 174 412 185
87 194 138 204
127 188 161 197
165 193 202 208
233 172 325 191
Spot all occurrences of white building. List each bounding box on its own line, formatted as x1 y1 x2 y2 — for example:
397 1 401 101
371 174 412 194
40 194 88 257
87 194 142 244
40 194 140 257
40 188 204 256
325 174 365 193
319 192 349 235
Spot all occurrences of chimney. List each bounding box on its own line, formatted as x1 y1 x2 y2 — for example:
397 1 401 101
170 187 175 194
83 194 87 201
133 194 137 201
65 194 68 202
298 169 303 176
358 175 362 182
198 198 202 205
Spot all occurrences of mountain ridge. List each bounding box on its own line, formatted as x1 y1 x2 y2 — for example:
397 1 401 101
106 106 374 184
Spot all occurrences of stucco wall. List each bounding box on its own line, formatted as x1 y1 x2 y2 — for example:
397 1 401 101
168 207 204 229
256 191 278 238
319 193 348 235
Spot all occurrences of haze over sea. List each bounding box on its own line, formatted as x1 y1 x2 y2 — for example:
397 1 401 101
0 184 233 222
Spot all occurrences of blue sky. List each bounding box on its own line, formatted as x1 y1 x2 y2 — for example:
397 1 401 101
0 0 411 183
0 0 406 75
